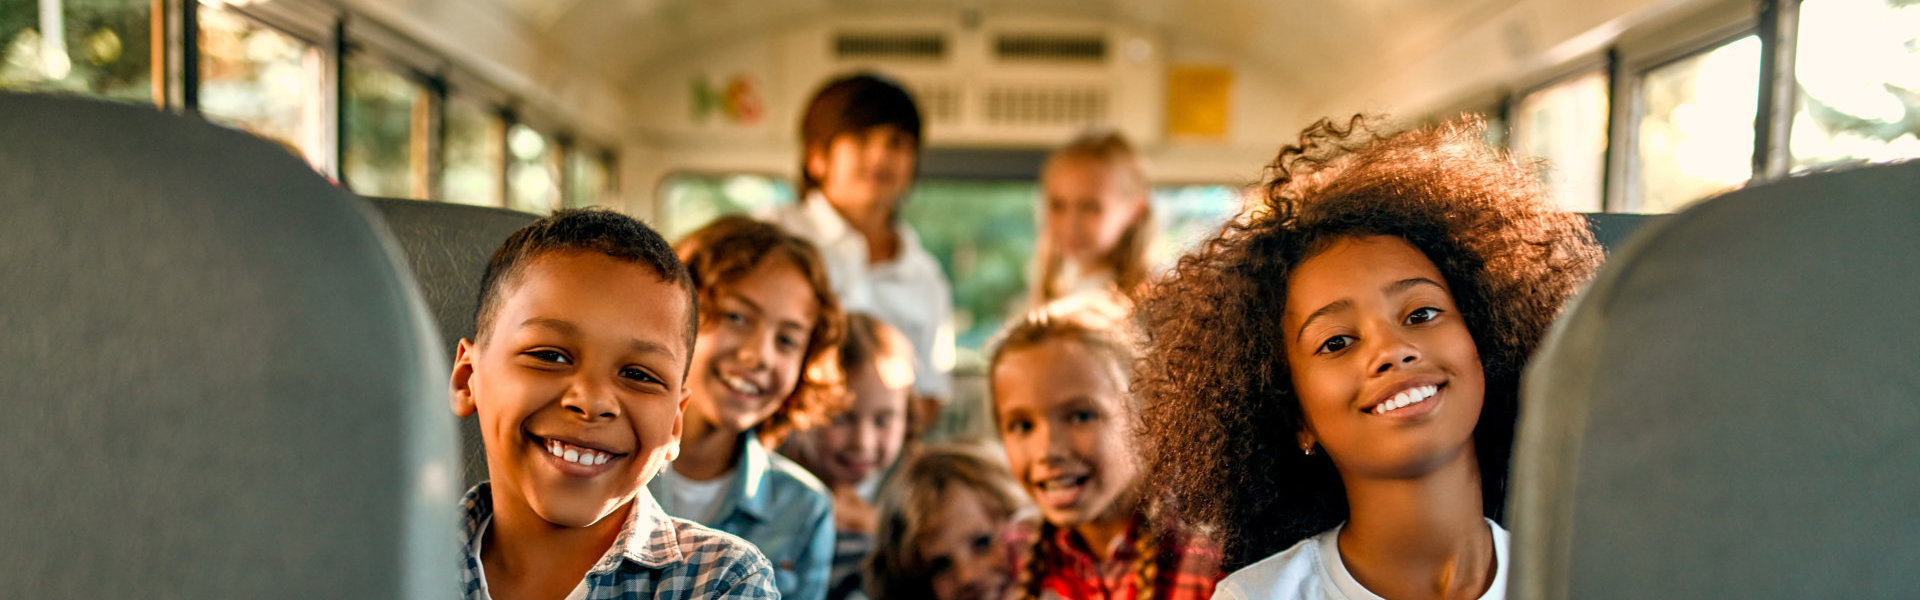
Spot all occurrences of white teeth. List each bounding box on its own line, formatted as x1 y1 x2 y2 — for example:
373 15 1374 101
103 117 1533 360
1374 385 1439 415
544 438 615 466
721 374 764 396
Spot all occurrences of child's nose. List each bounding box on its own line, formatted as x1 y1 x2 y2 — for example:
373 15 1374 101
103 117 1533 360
1371 335 1421 374
561 377 619 419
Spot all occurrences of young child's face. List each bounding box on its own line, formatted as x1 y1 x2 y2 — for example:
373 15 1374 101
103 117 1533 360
451 251 692 527
808 124 917 209
804 362 909 486
1281 235 1486 479
992 338 1137 529
917 485 1012 600
685 256 820 436
1043 156 1143 267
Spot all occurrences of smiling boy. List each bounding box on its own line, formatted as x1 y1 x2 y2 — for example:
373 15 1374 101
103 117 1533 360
450 209 777 600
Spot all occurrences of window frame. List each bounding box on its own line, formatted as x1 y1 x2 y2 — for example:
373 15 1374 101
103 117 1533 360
125 1 618 208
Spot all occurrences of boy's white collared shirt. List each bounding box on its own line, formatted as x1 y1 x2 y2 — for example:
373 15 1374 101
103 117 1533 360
764 192 955 400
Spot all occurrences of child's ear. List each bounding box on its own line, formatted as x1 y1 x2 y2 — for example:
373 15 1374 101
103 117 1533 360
450 338 479 418
804 145 831 183
665 385 692 462
1296 429 1318 456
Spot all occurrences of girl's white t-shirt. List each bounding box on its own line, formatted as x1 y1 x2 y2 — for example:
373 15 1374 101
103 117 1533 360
1213 518 1509 600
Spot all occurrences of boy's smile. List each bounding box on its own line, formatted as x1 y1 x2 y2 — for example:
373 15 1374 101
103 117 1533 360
452 250 692 529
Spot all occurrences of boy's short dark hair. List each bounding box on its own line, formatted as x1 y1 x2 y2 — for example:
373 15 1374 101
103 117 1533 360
798 72 924 195
473 208 697 361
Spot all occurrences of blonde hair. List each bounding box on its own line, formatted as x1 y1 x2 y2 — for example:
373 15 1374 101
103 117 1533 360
867 442 1029 599
1033 129 1156 305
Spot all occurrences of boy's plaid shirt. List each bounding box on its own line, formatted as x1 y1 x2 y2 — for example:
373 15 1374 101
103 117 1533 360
459 484 780 600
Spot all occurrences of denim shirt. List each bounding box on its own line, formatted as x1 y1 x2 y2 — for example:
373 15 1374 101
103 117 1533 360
650 432 836 600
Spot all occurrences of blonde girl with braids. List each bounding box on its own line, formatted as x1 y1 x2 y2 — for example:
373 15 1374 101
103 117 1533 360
1030 129 1156 307
989 304 1221 600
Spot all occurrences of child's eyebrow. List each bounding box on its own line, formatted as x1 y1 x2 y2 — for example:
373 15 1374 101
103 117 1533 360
521 317 579 335
1387 277 1447 295
1295 299 1353 343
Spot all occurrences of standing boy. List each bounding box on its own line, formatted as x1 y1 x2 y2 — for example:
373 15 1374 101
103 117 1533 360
450 208 777 599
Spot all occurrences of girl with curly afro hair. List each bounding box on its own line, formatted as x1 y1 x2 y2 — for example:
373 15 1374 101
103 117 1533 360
1134 115 1601 599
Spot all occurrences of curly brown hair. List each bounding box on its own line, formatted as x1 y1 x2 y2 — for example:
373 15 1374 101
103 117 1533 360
675 215 847 445
1134 115 1601 569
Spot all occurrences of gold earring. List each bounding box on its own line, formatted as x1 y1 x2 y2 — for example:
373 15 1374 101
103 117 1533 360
1302 445 1314 456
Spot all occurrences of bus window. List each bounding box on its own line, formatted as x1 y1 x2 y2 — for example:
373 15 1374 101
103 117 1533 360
507 123 558 213
197 3 325 170
343 58 427 199
901 180 1038 359
0 0 151 103
1512 69 1610 213
441 96 505 207
1791 0 1920 171
563 148 611 209
1635 34 1761 213
1149 184 1244 267
657 172 795 240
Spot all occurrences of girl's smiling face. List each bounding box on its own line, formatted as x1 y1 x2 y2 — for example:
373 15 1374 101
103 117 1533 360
803 361 910 486
1282 235 1485 479
685 256 820 436
917 485 1012 600
992 337 1137 528
1042 155 1144 268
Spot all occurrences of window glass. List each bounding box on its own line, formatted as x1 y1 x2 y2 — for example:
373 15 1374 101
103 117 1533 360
441 97 503 207
657 173 795 240
563 147 608 209
1148 184 1243 269
1512 70 1609 212
1791 0 1920 170
507 123 557 213
0 0 151 102
197 4 323 170
343 59 424 198
1635 35 1760 213
900 181 1037 359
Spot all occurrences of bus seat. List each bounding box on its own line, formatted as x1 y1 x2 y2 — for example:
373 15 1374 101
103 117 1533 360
1578 212 1665 253
365 197 538 490
0 93 461 598
1509 160 1920 599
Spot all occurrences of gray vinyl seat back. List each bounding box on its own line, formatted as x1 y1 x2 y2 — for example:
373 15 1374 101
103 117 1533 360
1509 160 1920 599
366 197 539 489
0 93 461 598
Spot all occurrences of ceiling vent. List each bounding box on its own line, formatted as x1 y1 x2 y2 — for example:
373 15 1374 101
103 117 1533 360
834 32 948 60
983 85 1109 126
994 34 1107 62
902 80 964 125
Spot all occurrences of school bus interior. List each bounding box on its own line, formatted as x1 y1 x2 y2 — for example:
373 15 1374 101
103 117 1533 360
3 0 1918 596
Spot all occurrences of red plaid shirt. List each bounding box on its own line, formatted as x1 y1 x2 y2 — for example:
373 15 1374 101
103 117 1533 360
1002 516 1222 600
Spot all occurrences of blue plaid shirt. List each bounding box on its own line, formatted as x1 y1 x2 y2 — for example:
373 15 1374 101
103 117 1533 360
460 483 779 600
